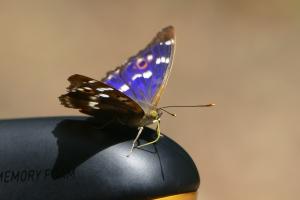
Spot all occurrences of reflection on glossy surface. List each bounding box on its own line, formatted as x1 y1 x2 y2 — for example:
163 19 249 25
154 192 197 200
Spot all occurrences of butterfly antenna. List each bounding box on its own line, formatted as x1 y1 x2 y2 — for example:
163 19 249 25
159 103 215 109
159 108 177 117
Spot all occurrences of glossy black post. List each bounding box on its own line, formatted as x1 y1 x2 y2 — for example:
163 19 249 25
0 117 199 200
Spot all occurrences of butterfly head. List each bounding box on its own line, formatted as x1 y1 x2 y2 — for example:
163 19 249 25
140 108 163 126
149 109 162 120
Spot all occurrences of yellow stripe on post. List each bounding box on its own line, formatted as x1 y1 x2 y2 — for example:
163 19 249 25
153 192 198 200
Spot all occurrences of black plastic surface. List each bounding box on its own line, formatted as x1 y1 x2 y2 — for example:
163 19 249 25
0 117 200 200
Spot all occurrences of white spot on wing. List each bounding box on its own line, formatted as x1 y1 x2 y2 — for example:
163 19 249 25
83 87 92 90
89 102 99 109
132 74 142 81
155 58 161 64
88 80 97 83
165 58 170 64
107 75 113 80
99 94 109 98
165 40 172 45
96 87 114 92
147 54 153 61
119 84 129 92
143 70 152 79
161 56 166 63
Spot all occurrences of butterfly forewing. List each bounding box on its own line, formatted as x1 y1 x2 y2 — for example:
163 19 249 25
102 26 175 111
59 74 145 126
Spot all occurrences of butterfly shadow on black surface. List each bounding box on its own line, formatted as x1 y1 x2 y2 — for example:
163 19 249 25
51 118 133 179
51 118 162 179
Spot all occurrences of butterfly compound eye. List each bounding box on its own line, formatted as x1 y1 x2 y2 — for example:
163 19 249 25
136 58 148 70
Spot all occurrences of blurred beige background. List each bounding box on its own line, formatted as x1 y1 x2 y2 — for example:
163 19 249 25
0 0 299 199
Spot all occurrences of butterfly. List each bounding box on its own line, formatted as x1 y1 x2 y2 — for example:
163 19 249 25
59 26 213 154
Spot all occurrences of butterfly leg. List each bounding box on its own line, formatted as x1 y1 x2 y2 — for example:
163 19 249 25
137 119 161 148
127 126 144 156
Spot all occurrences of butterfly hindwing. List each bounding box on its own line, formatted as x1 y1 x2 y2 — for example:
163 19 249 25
102 26 175 110
59 74 145 125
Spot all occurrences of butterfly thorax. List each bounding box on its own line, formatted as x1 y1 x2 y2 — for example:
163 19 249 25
136 108 162 127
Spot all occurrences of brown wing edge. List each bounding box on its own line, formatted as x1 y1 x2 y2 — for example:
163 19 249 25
151 26 175 106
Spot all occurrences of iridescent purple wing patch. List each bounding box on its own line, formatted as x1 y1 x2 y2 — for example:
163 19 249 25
102 26 175 110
